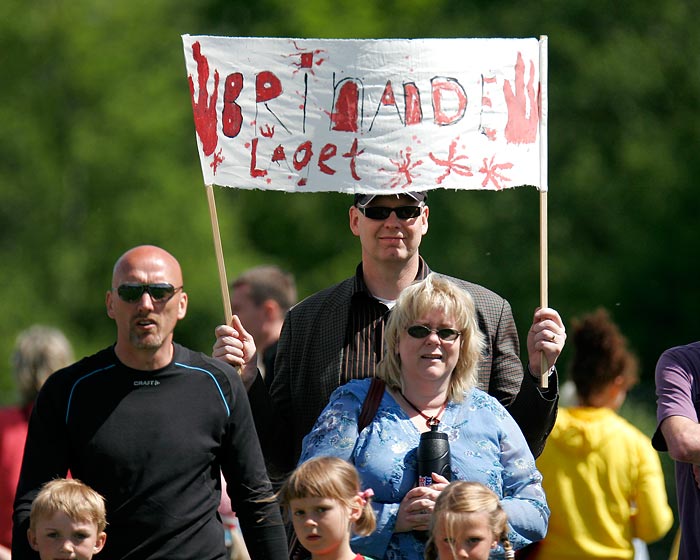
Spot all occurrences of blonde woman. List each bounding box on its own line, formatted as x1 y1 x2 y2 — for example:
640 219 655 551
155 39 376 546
300 274 548 560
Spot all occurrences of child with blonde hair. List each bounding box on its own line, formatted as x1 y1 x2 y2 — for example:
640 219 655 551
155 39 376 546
279 456 377 560
425 481 514 560
27 478 107 560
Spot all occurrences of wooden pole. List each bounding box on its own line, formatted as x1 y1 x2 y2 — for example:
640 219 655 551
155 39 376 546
539 190 549 388
539 35 550 389
205 184 233 325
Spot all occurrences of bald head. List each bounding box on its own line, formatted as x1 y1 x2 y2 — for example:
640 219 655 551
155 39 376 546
107 245 188 370
112 245 183 289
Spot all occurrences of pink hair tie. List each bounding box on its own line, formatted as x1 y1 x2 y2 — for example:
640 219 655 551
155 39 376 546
357 488 374 506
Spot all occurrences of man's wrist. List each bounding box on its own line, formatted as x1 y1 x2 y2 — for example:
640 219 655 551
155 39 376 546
240 363 259 390
528 363 555 379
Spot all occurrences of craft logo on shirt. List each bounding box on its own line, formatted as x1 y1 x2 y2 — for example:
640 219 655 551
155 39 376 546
134 380 160 387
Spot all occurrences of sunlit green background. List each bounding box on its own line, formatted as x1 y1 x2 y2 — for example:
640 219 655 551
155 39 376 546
2 1 696 556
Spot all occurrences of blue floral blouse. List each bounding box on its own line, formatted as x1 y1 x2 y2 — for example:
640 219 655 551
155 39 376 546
299 378 549 560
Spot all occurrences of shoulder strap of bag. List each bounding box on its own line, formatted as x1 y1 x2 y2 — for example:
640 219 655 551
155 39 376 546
358 377 386 432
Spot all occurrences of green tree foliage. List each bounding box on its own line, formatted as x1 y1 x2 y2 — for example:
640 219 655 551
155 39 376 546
1 2 695 553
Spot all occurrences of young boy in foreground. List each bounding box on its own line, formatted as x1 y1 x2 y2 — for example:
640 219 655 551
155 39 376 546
27 478 106 560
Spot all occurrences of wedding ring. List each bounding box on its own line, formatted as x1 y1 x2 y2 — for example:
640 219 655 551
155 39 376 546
550 333 556 343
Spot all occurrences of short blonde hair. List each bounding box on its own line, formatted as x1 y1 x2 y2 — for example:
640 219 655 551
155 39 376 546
377 274 485 402
278 456 376 536
425 481 512 559
29 478 107 533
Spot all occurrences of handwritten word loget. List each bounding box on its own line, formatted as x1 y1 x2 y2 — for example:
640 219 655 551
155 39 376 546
248 137 363 186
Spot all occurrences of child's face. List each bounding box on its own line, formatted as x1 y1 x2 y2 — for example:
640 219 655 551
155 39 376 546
290 496 360 558
28 511 106 560
433 511 497 560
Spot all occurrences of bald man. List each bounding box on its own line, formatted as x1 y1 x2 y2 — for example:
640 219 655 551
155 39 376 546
12 246 287 560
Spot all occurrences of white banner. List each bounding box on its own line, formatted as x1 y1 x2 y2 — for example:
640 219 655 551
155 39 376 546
182 35 546 194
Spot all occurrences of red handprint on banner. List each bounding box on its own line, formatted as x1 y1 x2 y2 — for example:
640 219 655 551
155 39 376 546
428 138 473 184
188 42 220 157
503 52 539 145
479 155 513 190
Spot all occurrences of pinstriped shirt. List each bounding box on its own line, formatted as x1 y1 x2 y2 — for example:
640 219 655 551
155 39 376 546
342 260 429 382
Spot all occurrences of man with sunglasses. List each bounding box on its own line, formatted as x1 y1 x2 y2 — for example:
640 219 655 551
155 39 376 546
13 245 287 560
214 192 566 480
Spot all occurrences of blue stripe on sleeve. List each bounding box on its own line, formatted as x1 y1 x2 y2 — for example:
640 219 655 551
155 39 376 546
174 362 231 416
66 364 116 424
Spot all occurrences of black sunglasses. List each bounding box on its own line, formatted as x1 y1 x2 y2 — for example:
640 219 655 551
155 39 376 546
407 325 461 342
357 205 423 220
116 283 181 303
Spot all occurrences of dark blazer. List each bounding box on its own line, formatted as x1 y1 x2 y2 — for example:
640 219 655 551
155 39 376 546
262 341 278 390
248 264 558 476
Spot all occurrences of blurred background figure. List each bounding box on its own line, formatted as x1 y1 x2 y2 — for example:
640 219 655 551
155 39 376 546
0 325 74 559
529 308 673 559
652 331 700 559
218 477 251 560
229 265 297 388
220 265 297 559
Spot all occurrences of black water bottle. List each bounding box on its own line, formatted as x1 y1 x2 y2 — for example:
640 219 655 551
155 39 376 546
417 425 451 486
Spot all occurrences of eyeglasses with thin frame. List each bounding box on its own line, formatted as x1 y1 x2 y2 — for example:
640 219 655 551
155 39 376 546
406 324 461 342
357 204 424 220
116 283 182 303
